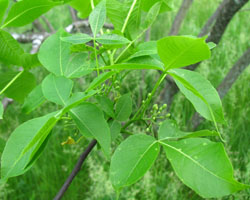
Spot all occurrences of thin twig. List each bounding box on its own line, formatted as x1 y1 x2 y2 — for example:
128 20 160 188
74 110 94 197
41 16 55 33
54 140 97 200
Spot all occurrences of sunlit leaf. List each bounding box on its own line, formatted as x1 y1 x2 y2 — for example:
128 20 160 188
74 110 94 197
160 138 248 198
110 134 160 189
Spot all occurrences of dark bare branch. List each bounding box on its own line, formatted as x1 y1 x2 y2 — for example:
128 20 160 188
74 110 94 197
169 0 194 36
41 16 55 33
54 140 97 200
199 0 229 37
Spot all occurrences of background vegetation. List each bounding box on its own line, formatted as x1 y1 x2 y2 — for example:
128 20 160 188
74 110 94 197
0 0 249 199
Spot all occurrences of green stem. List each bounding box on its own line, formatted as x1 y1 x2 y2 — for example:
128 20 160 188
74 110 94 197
123 72 167 129
115 29 146 63
93 39 100 76
121 0 138 33
0 71 24 96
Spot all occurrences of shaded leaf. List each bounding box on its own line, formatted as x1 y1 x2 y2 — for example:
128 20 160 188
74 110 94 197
0 30 39 68
64 52 93 79
22 84 46 114
0 71 36 103
110 134 160 189
115 93 132 121
109 120 121 141
160 138 248 198
96 95 115 118
70 103 111 157
86 71 116 92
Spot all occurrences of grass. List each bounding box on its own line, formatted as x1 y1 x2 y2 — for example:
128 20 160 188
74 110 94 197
0 0 250 199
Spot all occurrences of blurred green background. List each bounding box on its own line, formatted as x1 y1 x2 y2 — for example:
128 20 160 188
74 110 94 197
0 0 249 199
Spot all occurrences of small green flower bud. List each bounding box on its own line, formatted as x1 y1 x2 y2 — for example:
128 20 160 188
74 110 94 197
153 104 158 110
153 117 156 120
146 128 150 132
142 100 146 104
166 113 171 118
148 93 152 97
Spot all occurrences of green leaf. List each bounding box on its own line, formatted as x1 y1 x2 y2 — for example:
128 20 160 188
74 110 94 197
64 52 93 79
109 120 121 141
96 95 115 118
115 93 132 121
110 134 160 189
160 138 248 198
106 0 127 31
22 84 46 114
69 0 100 19
141 0 171 13
86 71 116 92
70 103 111 157
142 1 161 29
157 36 211 70
1 112 58 179
42 74 73 105
0 101 3 119
127 41 157 60
39 30 92 78
102 63 164 71
1 0 60 28
61 33 93 44
0 0 9 24
96 34 130 45
168 69 225 123
62 90 97 114
158 120 219 140
0 30 39 68
89 0 106 38
38 30 71 76
0 71 36 103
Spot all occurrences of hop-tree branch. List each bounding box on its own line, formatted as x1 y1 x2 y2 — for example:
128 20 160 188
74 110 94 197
54 140 97 200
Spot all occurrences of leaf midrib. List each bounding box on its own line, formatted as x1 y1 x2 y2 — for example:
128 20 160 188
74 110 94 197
123 140 157 186
160 141 236 185
2 4 53 28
